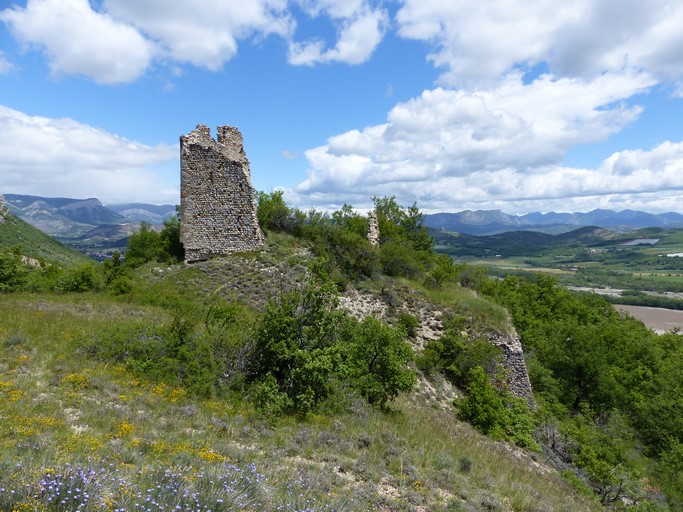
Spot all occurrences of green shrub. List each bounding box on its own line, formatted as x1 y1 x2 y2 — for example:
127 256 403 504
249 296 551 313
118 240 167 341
455 367 538 449
125 222 162 267
57 263 103 292
246 280 345 414
424 253 458 289
245 279 416 414
124 212 185 267
417 327 501 389
379 240 424 278
343 316 416 408
84 311 225 398
256 190 297 233
160 212 184 262
0 248 28 291
397 311 419 338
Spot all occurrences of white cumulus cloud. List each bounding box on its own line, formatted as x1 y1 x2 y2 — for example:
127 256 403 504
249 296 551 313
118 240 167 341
0 105 178 204
288 1 388 65
0 0 155 84
103 0 293 70
0 51 13 74
395 0 683 87
292 71 655 210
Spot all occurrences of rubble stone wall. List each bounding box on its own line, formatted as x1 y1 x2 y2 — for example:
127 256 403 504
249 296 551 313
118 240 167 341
486 332 536 408
367 211 380 247
0 194 7 222
180 125 264 262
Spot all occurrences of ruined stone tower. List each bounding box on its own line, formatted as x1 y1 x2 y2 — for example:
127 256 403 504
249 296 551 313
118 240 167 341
0 194 8 223
180 125 264 262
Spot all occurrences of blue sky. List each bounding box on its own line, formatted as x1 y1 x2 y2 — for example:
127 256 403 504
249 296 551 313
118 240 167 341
1 0 683 214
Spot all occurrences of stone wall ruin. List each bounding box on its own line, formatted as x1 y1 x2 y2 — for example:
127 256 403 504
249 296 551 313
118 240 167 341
0 194 8 222
367 210 380 247
180 125 265 262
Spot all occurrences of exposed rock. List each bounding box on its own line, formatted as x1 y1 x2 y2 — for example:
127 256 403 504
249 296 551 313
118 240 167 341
340 286 535 406
180 125 264 262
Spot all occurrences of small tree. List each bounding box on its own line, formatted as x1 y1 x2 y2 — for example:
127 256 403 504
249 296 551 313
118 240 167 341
246 279 345 414
456 366 537 448
0 248 28 292
160 210 184 262
256 190 295 233
344 316 416 408
125 222 162 267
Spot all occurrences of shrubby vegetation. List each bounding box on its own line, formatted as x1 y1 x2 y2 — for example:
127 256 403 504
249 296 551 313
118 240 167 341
256 191 446 285
125 215 185 267
473 273 683 508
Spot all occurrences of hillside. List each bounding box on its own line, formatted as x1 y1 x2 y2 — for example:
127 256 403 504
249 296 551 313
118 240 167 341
1 195 681 510
4 194 128 237
2 194 175 257
0 235 601 512
107 203 177 224
431 225 633 258
0 211 90 266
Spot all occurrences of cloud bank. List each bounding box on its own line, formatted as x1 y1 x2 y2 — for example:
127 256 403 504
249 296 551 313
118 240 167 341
0 105 177 204
290 0 683 212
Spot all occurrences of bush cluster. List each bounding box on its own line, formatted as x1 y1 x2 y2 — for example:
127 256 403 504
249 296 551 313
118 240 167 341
125 215 184 267
475 272 683 507
245 277 416 414
85 274 416 414
256 192 457 288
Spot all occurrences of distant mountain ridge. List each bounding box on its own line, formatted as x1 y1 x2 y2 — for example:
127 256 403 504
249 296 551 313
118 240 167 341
3 194 175 238
425 209 683 235
107 203 177 224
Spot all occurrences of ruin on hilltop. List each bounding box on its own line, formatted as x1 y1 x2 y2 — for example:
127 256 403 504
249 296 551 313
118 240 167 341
179 125 264 263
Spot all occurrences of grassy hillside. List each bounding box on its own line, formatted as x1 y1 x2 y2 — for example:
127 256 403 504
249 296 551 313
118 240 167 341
0 258 600 512
2 194 680 510
0 213 90 266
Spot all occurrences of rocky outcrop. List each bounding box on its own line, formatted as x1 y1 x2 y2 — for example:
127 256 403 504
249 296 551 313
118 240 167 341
180 125 264 262
339 287 535 407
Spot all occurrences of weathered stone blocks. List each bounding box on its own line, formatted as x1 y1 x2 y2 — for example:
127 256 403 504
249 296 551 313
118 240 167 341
367 211 380 247
486 332 536 408
180 125 264 262
0 194 7 222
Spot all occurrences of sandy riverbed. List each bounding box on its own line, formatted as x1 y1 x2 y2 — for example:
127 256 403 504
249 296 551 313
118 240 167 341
615 305 683 334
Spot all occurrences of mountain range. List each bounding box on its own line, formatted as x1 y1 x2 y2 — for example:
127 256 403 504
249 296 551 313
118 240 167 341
4 193 683 242
3 194 176 238
424 209 683 235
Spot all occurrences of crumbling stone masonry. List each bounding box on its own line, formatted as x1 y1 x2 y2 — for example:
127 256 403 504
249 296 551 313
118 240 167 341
486 332 536 409
0 194 7 222
367 211 380 247
180 125 265 262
